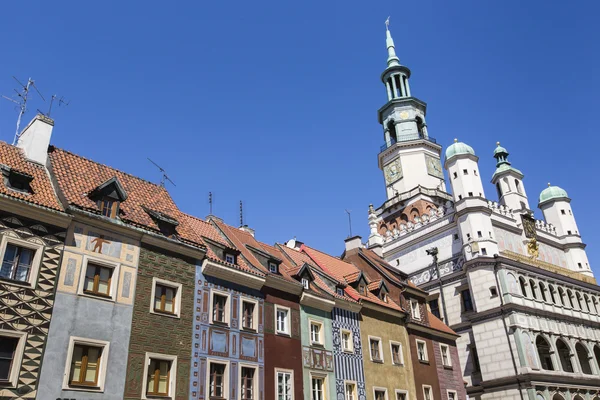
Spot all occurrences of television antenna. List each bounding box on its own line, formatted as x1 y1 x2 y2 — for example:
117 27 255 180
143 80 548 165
46 94 70 117
345 209 353 237
147 158 176 187
2 76 46 145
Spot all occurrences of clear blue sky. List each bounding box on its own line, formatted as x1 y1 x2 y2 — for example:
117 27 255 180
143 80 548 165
1 1 599 272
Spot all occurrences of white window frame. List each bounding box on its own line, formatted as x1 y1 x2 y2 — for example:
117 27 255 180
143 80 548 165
0 235 43 288
77 255 121 302
149 277 182 318
210 288 231 325
238 363 258 400
422 385 433 400
340 329 353 353
439 343 451 367
240 297 259 331
225 253 235 264
269 262 278 273
302 278 310 290
447 390 458 400
344 380 357 400
416 339 428 362
275 305 291 335
0 329 27 387
309 319 323 345
389 341 404 365
410 300 420 320
373 387 389 400
395 389 409 400
309 372 328 400
62 336 110 392
206 359 230 400
368 335 384 362
141 352 177 399
275 368 294 400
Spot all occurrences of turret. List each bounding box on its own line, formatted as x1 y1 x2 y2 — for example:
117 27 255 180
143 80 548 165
491 142 529 212
444 139 485 202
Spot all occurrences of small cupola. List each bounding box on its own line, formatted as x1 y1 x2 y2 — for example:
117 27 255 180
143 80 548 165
1 165 34 194
88 177 127 219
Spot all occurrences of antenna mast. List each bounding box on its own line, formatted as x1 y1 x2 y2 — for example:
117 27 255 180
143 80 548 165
47 94 70 117
209 192 213 215
345 209 353 237
240 200 244 226
2 77 45 145
147 158 176 187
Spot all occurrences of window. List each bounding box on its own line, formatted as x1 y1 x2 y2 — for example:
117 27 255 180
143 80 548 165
151 278 182 318
561 209 566 215
447 390 457 400
302 278 309 290
374 389 387 400
410 300 421 320
578 263 582 269
390 342 403 365
567 230 572 235
310 321 323 345
458 195 462 200
98 198 118 218
369 337 382 362
429 299 441 319
440 344 451 366
345 382 356 400
63 337 109 392
453 234 458 241
311 376 325 400
463 169 468 175
337 288 344 296
395 391 408 400
474 170 478 176
461 289 474 312
468 192 473 197
275 306 290 335
470 344 481 373
147 358 172 396
341 330 353 352
276 370 293 400
556 339 574 372
416 340 428 362
481 248 487 256
423 385 433 400
539 282 547 302
269 262 278 273
0 330 26 387
477 231 482 238
211 292 229 324
225 253 235 264
453 172 457 179
241 366 256 400
242 300 257 330
536 336 554 371
0 243 35 283
209 362 226 398
529 279 537 300
358 284 366 295
489 287 498 297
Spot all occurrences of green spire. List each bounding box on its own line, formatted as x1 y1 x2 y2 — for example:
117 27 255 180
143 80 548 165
385 17 400 68
493 141 510 167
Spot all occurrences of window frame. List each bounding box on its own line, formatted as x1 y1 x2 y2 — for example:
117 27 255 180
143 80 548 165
0 329 27 388
309 319 324 345
77 255 120 302
439 343 451 367
239 363 258 400
309 372 328 400
275 368 294 400
416 339 428 362
410 300 421 320
394 389 409 400
275 305 291 335
225 253 235 264
344 380 357 400
149 277 182 318
373 387 388 400
447 390 458 400
368 335 384 363
422 385 433 400
210 289 231 326
139 352 177 399
206 359 229 400
240 297 259 331
62 336 110 393
0 235 43 287
341 329 353 353
269 262 278 274
389 341 404 365
301 277 310 290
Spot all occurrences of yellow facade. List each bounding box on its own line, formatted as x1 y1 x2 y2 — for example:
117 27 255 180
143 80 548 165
360 307 416 400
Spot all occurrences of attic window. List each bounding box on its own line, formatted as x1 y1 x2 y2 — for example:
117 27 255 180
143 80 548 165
88 177 128 219
336 288 344 296
98 198 118 218
358 284 366 295
144 207 179 236
301 278 309 290
225 253 235 264
380 292 388 303
1 166 33 194
269 262 278 274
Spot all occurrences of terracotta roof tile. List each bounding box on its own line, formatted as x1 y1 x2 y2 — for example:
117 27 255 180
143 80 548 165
427 311 458 336
367 280 383 291
0 142 63 211
343 271 361 284
301 245 357 282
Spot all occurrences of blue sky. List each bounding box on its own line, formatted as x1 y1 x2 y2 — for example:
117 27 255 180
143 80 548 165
1 1 599 272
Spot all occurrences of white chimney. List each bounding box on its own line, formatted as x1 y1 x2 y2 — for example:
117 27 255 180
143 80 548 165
17 114 54 165
344 235 363 252
239 225 255 237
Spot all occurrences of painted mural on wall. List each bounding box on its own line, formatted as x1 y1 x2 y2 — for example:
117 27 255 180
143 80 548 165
410 255 464 286
495 227 567 268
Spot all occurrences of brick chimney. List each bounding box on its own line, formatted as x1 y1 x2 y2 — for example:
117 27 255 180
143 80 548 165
17 114 54 165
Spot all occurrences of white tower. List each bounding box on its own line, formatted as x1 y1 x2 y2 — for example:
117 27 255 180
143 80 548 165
490 142 530 212
444 139 485 202
378 21 446 200
539 184 592 275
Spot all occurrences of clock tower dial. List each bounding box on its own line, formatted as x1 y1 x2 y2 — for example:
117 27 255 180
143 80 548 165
384 158 403 185
425 154 444 179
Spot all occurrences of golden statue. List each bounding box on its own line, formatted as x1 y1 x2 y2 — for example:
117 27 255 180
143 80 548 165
527 238 539 259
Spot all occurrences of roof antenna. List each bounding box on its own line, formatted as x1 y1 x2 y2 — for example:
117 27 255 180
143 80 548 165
147 158 176 187
345 209 353 237
45 94 70 117
240 200 244 226
209 192 213 215
2 76 46 145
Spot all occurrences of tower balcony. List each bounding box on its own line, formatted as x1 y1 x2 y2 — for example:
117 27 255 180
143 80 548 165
380 134 437 153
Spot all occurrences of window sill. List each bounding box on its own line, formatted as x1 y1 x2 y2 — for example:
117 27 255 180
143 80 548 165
343 349 354 354
79 291 116 303
212 320 229 327
418 359 430 365
150 309 180 319
443 365 453 370
311 342 324 347
276 331 291 337
0 277 33 289
392 362 404 367
64 384 104 393
371 359 383 364
242 327 257 333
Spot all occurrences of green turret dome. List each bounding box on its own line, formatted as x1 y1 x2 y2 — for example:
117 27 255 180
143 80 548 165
539 184 569 204
445 139 475 161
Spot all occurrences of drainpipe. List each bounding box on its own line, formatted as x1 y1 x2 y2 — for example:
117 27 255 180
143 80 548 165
427 247 448 323
493 255 525 400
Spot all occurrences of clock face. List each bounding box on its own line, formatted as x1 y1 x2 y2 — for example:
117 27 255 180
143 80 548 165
384 158 403 185
425 154 444 179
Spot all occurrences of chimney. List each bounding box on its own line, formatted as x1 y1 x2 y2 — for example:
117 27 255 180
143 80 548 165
17 114 54 165
239 225 255 237
369 243 383 257
344 235 363 252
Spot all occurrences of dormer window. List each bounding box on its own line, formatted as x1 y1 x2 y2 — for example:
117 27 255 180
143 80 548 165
88 177 127 220
301 278 309 290
1 166 33 194
380 293 388 303
358 284 366 295
98 198 118 218
337 288 344 296
225 253 235 264
269 262 278 274
144 207 179 236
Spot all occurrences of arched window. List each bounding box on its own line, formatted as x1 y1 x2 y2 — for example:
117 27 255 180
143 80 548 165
557 287 566 306
576 292 585 311
387 120 397 144
519 277 528 297
593 297 599 314
415 116 424 138
503 177 511 192
584 294 592 313
536 395 545 400
539 282 548 302
548 284 557 304
536 336 554 370
515 179 523 194
573 396 585 400
566 289 575 309
496 182 503 198
552 394 565 400
576 342 592 374
556 339 574 372
529 279 538 300
593 345 600 372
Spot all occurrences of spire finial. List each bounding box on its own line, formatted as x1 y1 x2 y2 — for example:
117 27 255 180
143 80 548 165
547 182 551 187
496 141 500 146
454 138 458 143
385 16 401 68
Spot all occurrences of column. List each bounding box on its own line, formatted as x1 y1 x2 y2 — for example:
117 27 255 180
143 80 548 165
405 77 412 97
398 75 405 97
384 129 391 147
390 75 398 99
385 80 393 101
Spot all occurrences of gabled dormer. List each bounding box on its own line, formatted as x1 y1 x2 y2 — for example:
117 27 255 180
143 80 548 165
246 244 282 275
293 263 315 290
345 271 369 296
368 280 390 303
144 207 179 237
88 177 127 219
1 165 34 194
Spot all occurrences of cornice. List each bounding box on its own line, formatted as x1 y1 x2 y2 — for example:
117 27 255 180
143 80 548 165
300 292 335 312
202 259 265 291
0 195 71 228
264 275 303 295
407 321 459 340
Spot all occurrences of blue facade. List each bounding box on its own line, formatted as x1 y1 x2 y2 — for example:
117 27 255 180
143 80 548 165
332 308 366 400
190 269 265 400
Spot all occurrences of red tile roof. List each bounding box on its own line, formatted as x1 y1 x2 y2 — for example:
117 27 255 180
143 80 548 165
0 142 63 212
426 311 458 336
